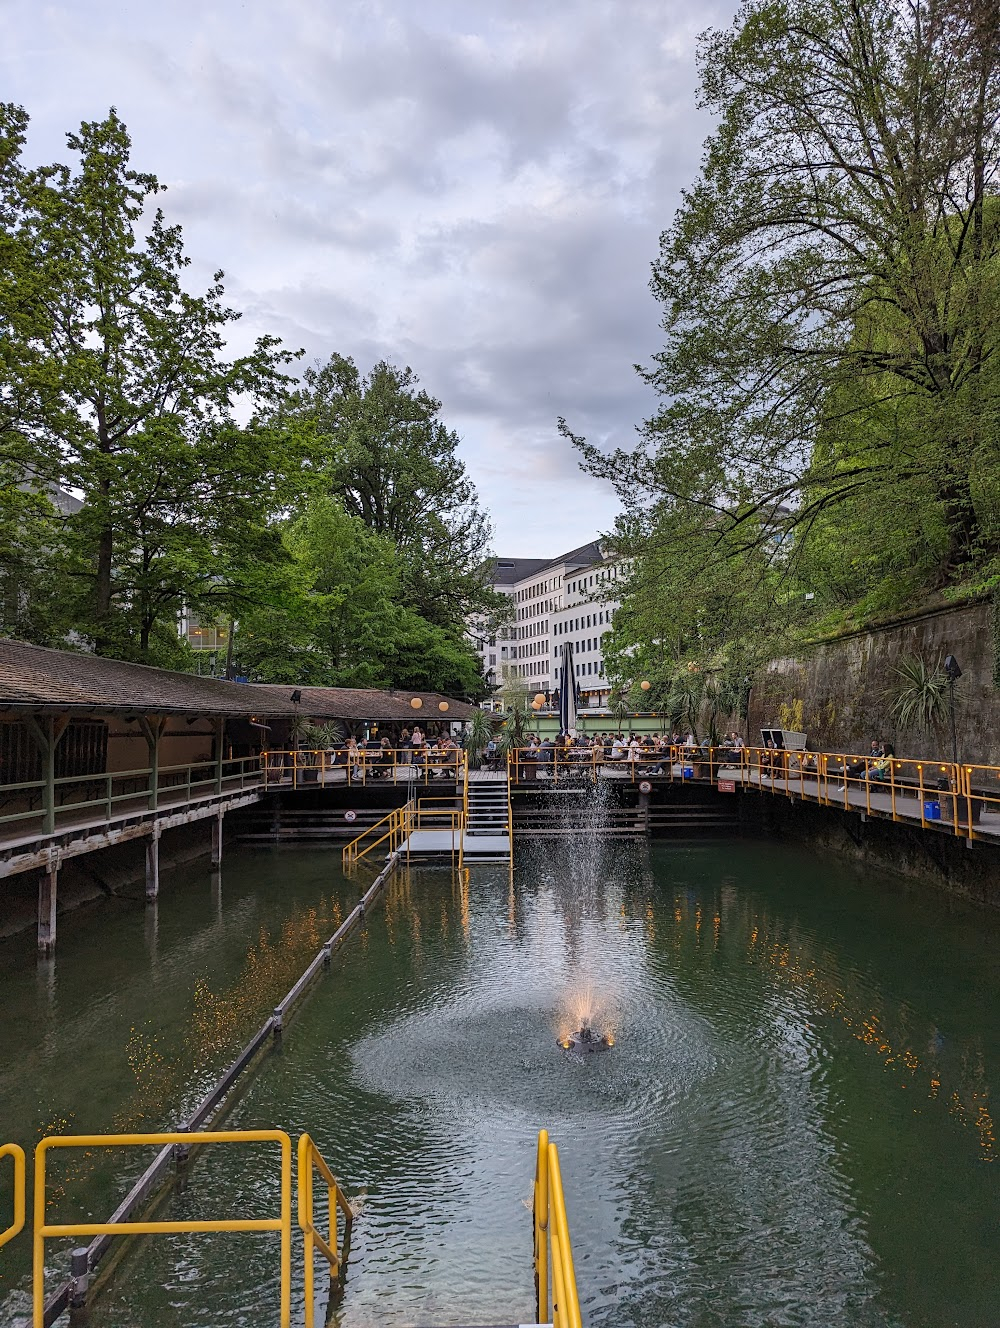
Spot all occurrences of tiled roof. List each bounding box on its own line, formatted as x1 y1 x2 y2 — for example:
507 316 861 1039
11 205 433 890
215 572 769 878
251 685 477 722
490 557 549 585
0 639 298 716
0 640 478 721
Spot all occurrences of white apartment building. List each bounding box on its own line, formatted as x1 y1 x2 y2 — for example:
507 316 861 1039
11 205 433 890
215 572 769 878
472 541 626 708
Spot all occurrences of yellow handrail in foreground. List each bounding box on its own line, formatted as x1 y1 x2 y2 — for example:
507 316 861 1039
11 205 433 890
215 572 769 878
534 1129 582 1328
32 1130 292 1328
298 1134 354 1328
0 1143 25 1250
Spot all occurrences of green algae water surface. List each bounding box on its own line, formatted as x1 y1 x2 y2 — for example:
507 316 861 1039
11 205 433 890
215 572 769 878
4 838 1000 1328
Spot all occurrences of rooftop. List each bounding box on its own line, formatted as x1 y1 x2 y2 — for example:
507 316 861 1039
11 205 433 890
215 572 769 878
0 640 475 721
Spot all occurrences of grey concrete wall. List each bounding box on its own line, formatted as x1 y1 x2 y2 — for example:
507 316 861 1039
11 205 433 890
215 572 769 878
749 600 998 764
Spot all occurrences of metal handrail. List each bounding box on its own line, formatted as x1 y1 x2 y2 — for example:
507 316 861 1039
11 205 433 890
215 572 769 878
731 745 999 840
534 1130 581 1328
342 803 409 871
262 746 464 790
0 1143 25 1250
297 1134 354 1328
30 1130 293 1328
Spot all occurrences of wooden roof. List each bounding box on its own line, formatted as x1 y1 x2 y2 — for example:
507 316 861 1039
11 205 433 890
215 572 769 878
0 640 476 721
0 639 297 717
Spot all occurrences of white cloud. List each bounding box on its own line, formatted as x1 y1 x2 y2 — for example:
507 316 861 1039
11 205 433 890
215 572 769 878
4 0 736 557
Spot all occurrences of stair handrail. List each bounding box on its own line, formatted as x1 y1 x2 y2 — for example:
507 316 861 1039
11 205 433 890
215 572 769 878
342 801 409 871
298 1133 354 1328
534 1129 582 1328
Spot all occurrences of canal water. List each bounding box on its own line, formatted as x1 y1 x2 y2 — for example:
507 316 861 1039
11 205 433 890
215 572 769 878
1 835 998 1327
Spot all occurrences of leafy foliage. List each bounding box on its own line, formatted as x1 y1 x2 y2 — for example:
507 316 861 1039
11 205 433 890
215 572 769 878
0 105 490 697
570 0 1000 685
886 657 952 732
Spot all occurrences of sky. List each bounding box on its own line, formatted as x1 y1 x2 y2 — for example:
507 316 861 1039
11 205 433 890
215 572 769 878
4 0 736 557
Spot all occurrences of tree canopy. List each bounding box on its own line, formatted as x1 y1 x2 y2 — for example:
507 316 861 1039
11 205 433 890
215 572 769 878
0 105 491 696
572 0 1000 692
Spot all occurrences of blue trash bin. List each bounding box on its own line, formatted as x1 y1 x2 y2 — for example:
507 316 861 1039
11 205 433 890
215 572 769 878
923 800 942 820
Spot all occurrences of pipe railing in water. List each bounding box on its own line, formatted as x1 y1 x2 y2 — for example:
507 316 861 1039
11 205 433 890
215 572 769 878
298 1133 354 1328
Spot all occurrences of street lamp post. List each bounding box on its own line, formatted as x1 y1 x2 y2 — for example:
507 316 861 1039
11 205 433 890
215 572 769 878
944 655 962 767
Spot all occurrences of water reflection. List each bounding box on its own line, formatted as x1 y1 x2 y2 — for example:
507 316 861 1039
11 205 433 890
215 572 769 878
4 836 999 1328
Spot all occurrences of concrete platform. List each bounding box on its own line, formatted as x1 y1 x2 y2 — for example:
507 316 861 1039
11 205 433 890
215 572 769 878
401 830 511 859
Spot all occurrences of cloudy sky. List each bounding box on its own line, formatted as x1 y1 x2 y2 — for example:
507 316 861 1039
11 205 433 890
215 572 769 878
5 0 735 556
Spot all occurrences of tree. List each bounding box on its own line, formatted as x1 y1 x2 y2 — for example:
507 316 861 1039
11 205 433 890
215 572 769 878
572 0 1000 659
278 355 501 630
8 108 303 658
236 495 486 696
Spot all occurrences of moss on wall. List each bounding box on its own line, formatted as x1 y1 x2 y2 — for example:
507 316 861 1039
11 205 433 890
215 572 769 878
749 601 997 762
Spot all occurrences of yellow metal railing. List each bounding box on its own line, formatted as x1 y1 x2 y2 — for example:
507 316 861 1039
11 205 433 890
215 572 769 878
534 1129 582 1328
0 1142 25 1251
9 1125 574 1325
298 1134 354 1328
732 745 1000 841
342 803 409 871
406 797 465 865
31 1130 292 1328
263 747 464 791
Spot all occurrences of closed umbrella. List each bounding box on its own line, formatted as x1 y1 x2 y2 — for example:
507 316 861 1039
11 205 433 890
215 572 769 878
559 641 578 735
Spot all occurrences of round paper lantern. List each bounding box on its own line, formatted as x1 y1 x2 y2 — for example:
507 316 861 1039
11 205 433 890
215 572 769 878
410 697 423 709
438 701 449 712
531 699 542 711
534 692 545 703
640 680 651 691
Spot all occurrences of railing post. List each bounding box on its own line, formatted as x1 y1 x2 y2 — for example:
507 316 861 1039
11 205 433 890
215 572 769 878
534 1129 549 1324
138 717 161 812
69 1246 89 1312
215 717 225 796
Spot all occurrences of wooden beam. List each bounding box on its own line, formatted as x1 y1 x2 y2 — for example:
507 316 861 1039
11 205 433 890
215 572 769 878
38 859 58 953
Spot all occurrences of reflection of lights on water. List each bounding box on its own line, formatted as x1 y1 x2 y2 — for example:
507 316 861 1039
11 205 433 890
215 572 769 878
661 890 995 1164
742 916 996 1163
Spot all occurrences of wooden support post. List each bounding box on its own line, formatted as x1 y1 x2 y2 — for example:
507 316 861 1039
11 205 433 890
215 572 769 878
215 717 225 795
38 859 58 953
211 811 224 867
26 715 71 837
145 828 160 901
139 717 166 811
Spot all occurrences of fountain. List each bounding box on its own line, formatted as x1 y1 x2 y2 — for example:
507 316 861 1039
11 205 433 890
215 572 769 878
558 1016 614 1053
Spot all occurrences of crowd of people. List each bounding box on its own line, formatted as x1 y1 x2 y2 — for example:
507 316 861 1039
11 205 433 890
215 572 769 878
341 727 462 779
499 730 747 777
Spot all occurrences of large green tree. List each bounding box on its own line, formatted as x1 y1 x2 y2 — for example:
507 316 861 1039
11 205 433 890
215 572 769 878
573 0 1000 664
3 108 304 659
236 495 485 696
279 354 501 630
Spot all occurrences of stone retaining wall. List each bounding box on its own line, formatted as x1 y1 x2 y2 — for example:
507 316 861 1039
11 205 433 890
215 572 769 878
749 600 998 764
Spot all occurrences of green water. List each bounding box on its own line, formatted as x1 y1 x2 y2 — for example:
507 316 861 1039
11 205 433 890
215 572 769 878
1 838 999 1327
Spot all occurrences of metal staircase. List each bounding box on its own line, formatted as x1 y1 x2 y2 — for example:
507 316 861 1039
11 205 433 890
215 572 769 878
461 771 512 862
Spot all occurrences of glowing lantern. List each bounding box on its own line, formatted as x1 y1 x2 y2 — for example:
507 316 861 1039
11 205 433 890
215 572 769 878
640 680 651 691
410 697 423 709
438 701 449 712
